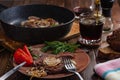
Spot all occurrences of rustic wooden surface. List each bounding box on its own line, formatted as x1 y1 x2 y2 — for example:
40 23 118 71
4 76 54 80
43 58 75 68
0 0 120 80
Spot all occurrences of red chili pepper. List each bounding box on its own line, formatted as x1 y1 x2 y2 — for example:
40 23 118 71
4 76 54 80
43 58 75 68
23 45 33 60
14 45 33 66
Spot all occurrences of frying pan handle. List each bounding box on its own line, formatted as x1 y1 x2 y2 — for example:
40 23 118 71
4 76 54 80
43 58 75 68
0 4 8 12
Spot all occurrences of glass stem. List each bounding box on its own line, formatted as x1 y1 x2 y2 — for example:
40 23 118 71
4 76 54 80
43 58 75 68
90 0 95 10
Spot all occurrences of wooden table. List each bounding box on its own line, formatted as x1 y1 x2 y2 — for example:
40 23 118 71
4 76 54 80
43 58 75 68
0 0 120 80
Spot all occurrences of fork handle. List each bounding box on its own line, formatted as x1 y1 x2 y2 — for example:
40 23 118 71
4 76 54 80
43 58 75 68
74 72 84 80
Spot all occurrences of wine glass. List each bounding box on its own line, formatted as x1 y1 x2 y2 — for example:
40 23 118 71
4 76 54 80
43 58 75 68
73 0 94 19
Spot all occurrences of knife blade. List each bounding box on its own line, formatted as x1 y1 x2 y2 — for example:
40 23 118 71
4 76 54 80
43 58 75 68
0 62 26 80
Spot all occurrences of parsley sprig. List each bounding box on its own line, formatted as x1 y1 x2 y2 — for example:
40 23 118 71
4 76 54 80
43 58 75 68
41 41 80 54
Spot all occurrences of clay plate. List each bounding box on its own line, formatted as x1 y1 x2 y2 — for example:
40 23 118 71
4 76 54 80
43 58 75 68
13 46 90 79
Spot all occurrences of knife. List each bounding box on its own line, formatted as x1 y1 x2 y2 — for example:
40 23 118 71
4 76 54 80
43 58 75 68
0 62 26 80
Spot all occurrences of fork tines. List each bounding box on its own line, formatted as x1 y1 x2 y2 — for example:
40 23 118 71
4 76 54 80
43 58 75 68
62 57 76 69
63 57 71 64
62 57 84 80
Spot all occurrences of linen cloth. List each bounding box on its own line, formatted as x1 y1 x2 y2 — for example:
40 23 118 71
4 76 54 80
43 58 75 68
94 58 120 80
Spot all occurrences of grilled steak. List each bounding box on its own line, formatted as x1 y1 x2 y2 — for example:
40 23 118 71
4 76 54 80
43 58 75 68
30 45 75 74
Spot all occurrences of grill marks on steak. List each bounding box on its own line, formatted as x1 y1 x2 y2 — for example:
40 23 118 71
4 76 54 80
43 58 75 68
44 57 65 74
107 28 120 51
30 46 74 74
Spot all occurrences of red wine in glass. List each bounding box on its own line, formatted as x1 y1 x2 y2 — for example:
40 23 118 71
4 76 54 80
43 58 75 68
79 18 103 46
73 6 92 18
79 18 103 40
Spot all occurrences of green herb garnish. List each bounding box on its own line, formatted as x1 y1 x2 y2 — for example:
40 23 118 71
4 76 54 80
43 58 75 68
41 41 80 54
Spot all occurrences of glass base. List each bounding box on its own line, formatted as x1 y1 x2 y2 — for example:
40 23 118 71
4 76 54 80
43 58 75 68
78 37 101 46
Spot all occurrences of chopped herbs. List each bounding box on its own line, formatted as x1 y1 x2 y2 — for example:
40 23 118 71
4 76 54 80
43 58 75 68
31 53 39 60
41 41 80 54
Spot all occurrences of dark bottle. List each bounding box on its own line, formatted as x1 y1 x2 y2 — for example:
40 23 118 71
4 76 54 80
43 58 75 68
100 0 114 8
100 0 114 32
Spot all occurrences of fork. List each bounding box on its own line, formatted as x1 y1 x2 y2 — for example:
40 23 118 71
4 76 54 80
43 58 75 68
63 57 84 80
